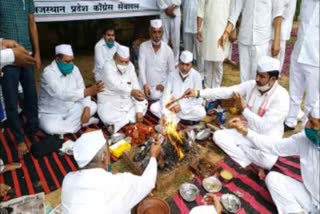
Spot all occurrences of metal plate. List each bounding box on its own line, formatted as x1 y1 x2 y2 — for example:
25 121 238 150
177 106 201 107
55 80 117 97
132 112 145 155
221 193 241 213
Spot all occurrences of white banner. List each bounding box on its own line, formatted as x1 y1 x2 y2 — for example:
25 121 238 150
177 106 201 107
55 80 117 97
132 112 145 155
34 0 160 22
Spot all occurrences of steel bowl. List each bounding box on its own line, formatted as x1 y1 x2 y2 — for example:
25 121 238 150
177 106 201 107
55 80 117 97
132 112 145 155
179 183 200 202
202 176 222 193
221 193 241 213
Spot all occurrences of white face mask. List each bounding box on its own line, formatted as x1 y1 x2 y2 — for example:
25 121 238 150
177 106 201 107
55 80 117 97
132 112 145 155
152 40 161 46
117 64 128 73
179 71 189 78
257 84 272 92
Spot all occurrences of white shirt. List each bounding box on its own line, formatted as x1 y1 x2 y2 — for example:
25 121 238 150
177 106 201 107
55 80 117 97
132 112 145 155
229 0 285 45
200 80 289 137
182 0 198 33
157 0 181 16
280 0 297 41
291 0 319 67
94 39 119 81
161 68 203 114
98 60 145 113
246 131 320 207
138 40 175 87
62 158 158 214
38 61 90 115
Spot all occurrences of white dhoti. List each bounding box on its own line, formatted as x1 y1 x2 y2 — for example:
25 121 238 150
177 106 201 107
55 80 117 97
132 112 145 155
265 171 317 214
39 101 97 135
150 101 206 122
149 87 164 101
238 42 271 82
98 100 148 133
161 15 181 64
213 129 278 169
285 57 320 127
204 61 223 88
183 33 204 74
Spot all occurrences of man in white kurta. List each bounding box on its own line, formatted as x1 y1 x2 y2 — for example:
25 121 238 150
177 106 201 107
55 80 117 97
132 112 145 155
156 0 181 64
219 0 285 82
197 0 231 88
94 28 120 82
228 101 320 214
182 0 203 74
276 0 297 74
150 51 206 123
62 130 162 214
98 45 148 133
186 56 289 169
139 19 175 101
284 0 319 131
38 45 102 135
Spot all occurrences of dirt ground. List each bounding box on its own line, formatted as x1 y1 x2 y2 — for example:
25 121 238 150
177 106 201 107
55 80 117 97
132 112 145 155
42 56 302 209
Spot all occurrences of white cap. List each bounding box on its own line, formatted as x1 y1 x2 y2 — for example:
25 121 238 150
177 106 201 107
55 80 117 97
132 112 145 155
180 50 193 63
150 19 162 28
257 56 280 73
116 45 130 59
73 130 106 168
55 44 73 57
311 100 320 118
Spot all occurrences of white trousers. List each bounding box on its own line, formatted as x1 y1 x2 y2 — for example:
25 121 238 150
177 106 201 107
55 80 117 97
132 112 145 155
150 101 206 122
277 40 287 74
285 57 320 127
183 33 204 74
213 129 278 169
265 171 317 214
238 42 271 82
204 61 223 88
39 101 97 135
161 15 181 64
98 100 148 133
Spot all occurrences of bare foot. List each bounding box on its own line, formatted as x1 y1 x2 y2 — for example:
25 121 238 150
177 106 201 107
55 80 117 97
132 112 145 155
17 143 29 157
0 183 11 197
2 162 22 173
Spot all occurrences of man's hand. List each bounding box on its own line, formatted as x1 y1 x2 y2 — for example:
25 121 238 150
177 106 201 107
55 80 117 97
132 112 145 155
81 107 90 124
232 92 246 113
165 5 175 17
0 184 11 197
197 31 203 42
12 47 36 67
2 39 20 49
143 84 151 99
218 31 229 49
228 117 248 136
155 84 164 92
203 194 223 214
84 81 105 97
271 39 280 57
131 89 145 101
168 103 181 113
183 88 198 98
136 112 144 123
34 52 41 70
150 139 162 158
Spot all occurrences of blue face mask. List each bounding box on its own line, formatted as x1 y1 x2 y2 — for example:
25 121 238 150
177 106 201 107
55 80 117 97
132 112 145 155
105 40 115 49
57 60 74 75
304 127 320 149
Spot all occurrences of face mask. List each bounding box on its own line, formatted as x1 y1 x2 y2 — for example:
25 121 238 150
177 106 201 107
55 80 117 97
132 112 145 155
179 71 189 78
57 60 74 75
117 64 128 73
305 127 320 149
105 40 115 49
152 40 161 46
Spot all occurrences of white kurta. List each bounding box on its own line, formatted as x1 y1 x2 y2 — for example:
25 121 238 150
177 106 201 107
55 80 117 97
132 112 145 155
228 0 285 81
138 40 175 100
94 39 119 82
38 61 97 135
150 68 206 121
197 0 230 61
0 49 14 69
285 0 320 127
157 0 181 64
200 80 289 168
246 131 320 213
62 157 158 214
98 60 148 132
